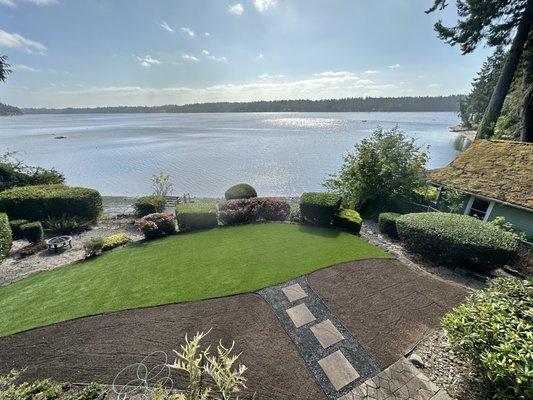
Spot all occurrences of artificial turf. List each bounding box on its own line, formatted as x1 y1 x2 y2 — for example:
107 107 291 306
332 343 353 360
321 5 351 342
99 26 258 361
0 223 390 336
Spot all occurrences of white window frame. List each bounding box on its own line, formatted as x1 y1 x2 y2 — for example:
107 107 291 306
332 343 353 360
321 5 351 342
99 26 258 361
464 195 495 221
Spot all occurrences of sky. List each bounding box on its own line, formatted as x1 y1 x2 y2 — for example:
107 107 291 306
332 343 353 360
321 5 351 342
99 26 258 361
0 0 492 108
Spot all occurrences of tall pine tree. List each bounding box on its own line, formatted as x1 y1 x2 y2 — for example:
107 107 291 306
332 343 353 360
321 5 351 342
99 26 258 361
427 0 533 142
0 55 10 82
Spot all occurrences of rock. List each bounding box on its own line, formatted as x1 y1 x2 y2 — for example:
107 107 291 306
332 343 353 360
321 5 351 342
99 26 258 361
408 353 425 368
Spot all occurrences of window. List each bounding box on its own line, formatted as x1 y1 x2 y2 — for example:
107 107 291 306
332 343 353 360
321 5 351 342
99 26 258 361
468 197 490 220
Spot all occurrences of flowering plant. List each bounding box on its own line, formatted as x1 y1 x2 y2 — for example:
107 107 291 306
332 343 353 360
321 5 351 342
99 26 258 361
135 212 175 239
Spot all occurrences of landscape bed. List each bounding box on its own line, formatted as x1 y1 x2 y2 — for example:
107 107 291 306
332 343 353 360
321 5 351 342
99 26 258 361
0 223 389 336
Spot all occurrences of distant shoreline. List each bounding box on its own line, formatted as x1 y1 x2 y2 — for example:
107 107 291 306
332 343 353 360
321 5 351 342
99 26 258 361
449 124 476 140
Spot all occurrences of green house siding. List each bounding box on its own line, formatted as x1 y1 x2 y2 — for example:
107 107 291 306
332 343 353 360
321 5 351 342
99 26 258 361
487 202 533 237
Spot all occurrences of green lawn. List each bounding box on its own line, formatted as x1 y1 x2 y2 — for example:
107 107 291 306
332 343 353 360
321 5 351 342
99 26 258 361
0 223 389 336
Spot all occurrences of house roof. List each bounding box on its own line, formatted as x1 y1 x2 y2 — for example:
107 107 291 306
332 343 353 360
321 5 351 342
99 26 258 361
428 139 533 210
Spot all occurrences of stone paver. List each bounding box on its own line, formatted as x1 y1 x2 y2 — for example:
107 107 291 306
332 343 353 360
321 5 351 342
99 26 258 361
318 350 360 391
311 319 344 349
338 358 449 400
282 283 308 302
259 276 380 399
286 303 316 328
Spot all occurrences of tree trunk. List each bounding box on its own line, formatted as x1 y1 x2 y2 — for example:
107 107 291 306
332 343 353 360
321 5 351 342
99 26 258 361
521 30 533 142
476 0 533 139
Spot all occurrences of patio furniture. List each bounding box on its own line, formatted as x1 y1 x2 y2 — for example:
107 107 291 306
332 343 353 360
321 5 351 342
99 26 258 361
46 235 73 254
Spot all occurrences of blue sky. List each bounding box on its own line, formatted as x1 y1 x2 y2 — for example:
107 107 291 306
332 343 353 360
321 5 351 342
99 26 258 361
0 0 491 108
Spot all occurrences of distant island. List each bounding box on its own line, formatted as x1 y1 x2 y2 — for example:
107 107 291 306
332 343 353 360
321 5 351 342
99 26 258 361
0 103 23 116
22 95 464 114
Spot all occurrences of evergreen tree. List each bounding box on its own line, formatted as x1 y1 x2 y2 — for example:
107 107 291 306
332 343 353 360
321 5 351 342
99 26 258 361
427 0 533 142
0 55 10 82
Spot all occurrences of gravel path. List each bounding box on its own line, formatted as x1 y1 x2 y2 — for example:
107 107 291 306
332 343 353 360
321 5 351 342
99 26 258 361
0 218 142 287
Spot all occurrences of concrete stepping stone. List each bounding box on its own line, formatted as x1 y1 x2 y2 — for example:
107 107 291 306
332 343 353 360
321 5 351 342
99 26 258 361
318 350 360 391
282 283 308 302
286 303 316 328
310 319 344 348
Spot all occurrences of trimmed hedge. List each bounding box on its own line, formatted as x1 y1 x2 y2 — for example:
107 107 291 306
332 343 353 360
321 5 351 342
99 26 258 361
134 195 166 217
378 212 401 238
443 278 532 399
0 185 102 223
102 232 132 251
300 192 342 225
20 221 43 243
218 198 291 226
176 203 218 231
397 212 518 269
0 213 12 263
9 219 28 240
224 184 257 200
335 209 362 234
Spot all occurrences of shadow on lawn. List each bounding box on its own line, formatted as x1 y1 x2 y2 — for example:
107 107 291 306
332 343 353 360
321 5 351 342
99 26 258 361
298 224 341 238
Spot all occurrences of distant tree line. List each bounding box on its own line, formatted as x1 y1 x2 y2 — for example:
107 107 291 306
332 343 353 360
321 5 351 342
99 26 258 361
0 103 22 116
22 95 464 115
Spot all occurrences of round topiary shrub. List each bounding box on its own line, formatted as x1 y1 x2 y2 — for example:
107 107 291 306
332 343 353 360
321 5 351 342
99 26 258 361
9 219 29 240
134 195 166 217
397 212 518 270
20 221 44 243
378 212 402 238
0 213 12 263
224 184 257 200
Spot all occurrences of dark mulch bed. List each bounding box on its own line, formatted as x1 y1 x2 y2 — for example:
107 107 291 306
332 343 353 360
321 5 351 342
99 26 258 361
308 259 469 369
0 293 326 400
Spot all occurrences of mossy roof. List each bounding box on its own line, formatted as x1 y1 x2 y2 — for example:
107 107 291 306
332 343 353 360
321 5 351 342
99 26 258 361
428 139 533 210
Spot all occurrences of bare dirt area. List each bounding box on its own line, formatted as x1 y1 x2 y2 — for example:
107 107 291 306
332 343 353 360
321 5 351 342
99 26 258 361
308 259 469 369
0 217 142 287
0 293 327 400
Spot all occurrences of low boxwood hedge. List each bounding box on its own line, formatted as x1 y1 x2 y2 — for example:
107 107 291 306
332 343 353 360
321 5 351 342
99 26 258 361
134 195 166 217
378 212 402 238
20 221 43 243
300 192 342 225
397 212 518 269
443 278 532 399
176 203 218 231
0 185 102 223
335 209 362 234
0 213 12 263
224 183 257 200
8 219 28 240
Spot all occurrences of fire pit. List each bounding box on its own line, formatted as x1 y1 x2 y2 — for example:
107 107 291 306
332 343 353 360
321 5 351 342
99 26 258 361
46 235 73 254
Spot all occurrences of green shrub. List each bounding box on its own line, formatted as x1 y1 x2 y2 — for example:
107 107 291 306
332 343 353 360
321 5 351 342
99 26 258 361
133 195 166 217
378 212 401 238
0 213 12 262
443 278 532 399
0 185 102 223
102 232 132 251
218 198 291 226
224 183 257 200
299 192 342 225
289 205 301 222
397 213 518 269
0 151 65 191
20 222 43 243
43 215 92 234
83 237 104 258
335 209 362 234
176 203 218 231
134 213 176 240
8 219 28 240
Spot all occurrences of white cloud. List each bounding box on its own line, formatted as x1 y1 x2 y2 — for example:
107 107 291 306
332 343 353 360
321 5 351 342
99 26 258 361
204 32 210 37
136 55 161 67
201 49 227 62
363 70 380 75
388 63 401 69
160 22 174 33
25 0 58 4
314 71 357 78
257 53 264 59
0 0 16 8
258 73 285 80
228 3 244 15
182 54 199 62
254 0 277 12
180 27 195 37
12 64 39 72
428 83 442 88
0 29 47 53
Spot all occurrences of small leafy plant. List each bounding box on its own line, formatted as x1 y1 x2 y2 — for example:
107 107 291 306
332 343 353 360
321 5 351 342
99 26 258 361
20 221 43 243
102 232 132 251
152 173 174 197
83 237 104 258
